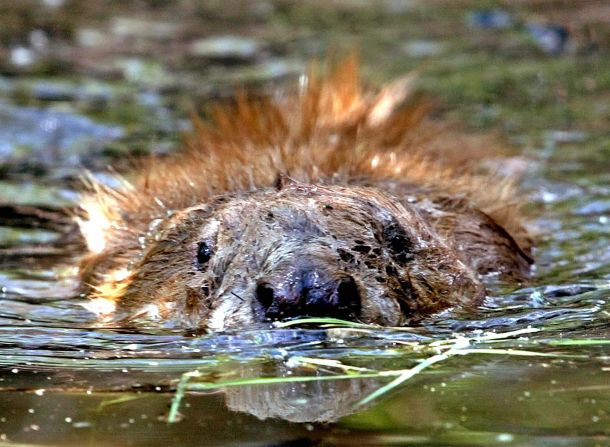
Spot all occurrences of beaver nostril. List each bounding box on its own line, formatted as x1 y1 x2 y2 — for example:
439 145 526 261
335 276 361 309
254 273 361 322
255 283 275 310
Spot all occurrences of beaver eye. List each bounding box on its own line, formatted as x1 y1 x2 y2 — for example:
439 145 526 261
196 241 213 268
382 221 413 264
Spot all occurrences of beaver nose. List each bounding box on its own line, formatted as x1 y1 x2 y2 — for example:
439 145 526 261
255 272 361 322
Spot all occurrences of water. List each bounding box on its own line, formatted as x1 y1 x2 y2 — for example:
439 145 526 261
0 1 609 446
0 154 608 445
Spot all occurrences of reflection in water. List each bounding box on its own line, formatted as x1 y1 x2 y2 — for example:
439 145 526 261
223 362 380 422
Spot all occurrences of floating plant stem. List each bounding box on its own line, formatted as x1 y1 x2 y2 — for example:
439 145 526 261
273 317 378 329
356 349 455 406
168 370 202 423
547 339 610 346
167 326 572 423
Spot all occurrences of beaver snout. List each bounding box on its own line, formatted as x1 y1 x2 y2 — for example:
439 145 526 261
254 268 362 322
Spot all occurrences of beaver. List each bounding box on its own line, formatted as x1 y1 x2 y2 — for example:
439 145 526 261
77 58 533 330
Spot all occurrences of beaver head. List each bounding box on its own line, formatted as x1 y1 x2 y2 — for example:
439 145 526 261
110 178 483 330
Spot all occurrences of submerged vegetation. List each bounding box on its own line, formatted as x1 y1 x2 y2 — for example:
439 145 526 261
167 313 609 424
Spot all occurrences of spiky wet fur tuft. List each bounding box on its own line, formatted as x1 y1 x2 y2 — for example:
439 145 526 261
77 56 529 312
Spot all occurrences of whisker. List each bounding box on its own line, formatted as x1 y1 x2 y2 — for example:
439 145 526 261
231 291 245 302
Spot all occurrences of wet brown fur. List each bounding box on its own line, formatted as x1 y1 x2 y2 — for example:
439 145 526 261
78 57 532 330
